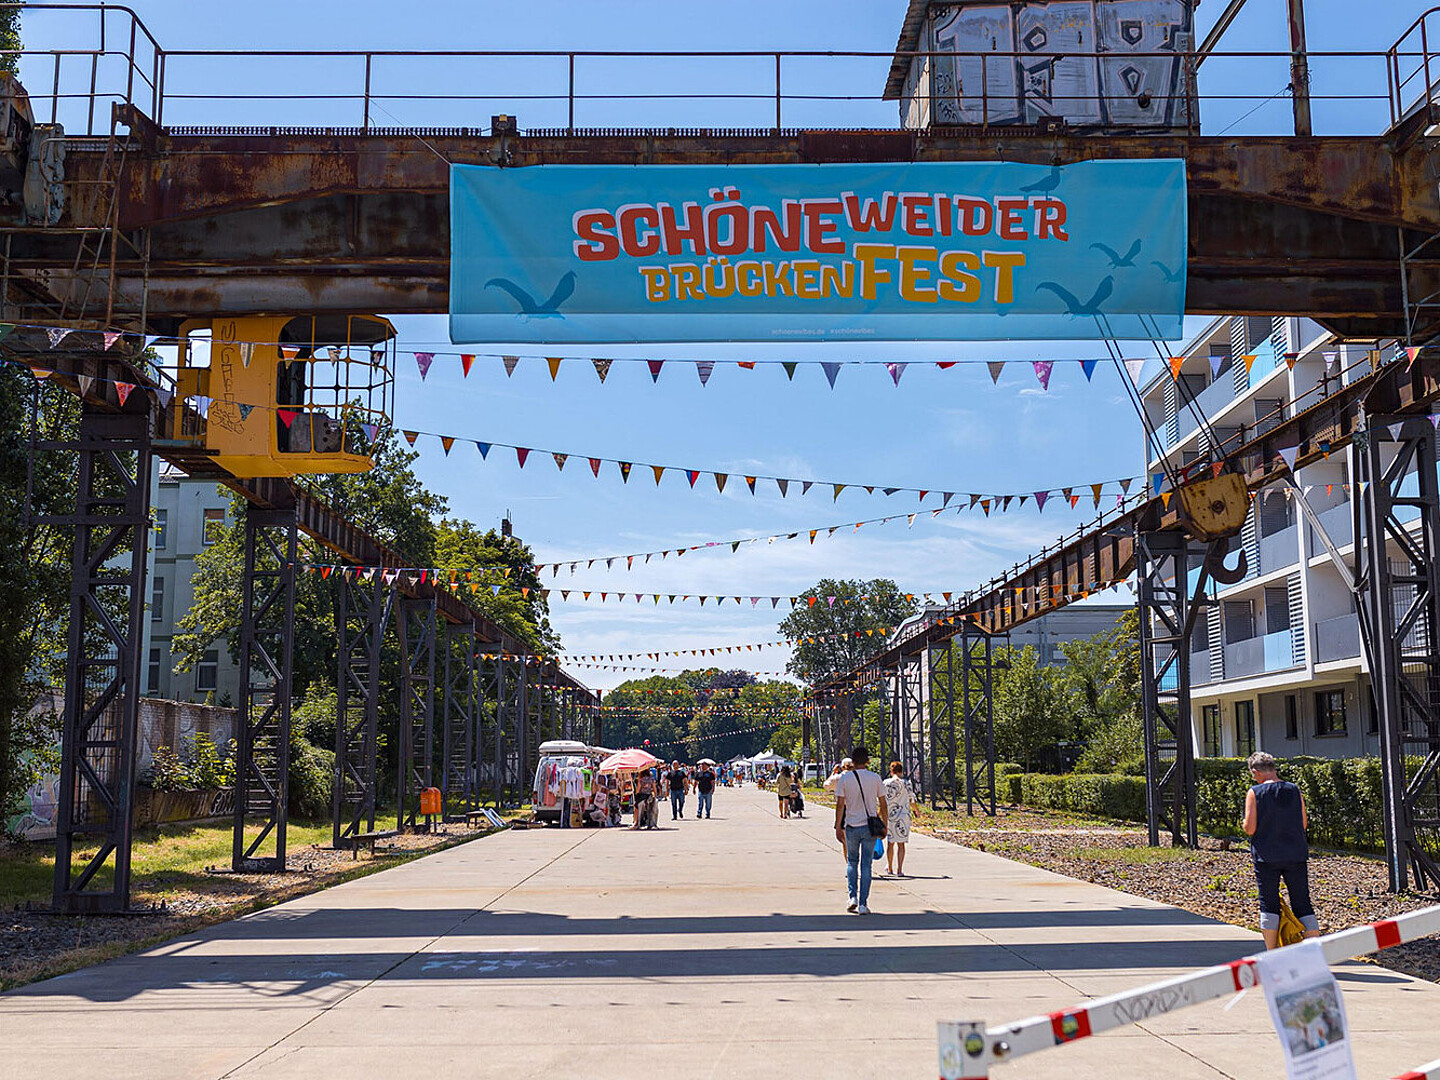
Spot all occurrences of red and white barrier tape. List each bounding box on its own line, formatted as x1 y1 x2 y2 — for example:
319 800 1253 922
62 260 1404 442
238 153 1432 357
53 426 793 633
1396 1060 1440 1080
939 904 1440 1079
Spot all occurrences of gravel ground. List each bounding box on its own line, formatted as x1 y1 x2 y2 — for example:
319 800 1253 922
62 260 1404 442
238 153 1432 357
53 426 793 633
806 791 1440 982
1 825 498 990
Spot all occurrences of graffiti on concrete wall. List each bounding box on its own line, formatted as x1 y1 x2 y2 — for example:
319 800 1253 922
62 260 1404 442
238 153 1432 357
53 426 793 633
5 758 60 841
905 0 1194 131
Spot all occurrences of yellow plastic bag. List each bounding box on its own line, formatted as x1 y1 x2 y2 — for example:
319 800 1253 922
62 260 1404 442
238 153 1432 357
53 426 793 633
1278 898 1307 946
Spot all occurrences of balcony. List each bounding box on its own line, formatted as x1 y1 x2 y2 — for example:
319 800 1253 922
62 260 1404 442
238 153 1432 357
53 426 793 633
1308 502 1353 553
1223 629 1299 678
1314 615 1361 663
1177 376 1239 438
1225 636 1264 678
1191 650 1214 685
1263 629 1298 671
1258 525 1299 574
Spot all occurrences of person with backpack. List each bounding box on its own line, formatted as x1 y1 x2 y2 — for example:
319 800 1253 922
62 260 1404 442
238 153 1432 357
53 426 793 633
833 745 887 914
1242 751 1321 949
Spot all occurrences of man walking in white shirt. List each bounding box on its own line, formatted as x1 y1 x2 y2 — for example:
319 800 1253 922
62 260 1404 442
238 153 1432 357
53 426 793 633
833 745 886 914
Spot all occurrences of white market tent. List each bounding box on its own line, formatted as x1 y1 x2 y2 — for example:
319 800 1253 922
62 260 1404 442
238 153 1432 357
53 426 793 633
747 750 792 765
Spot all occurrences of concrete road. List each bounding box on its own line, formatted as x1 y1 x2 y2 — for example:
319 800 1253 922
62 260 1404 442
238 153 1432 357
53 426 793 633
3 787 1438 1079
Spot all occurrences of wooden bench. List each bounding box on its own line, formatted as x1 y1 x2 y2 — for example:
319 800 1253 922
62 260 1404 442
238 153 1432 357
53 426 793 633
339 829 398 859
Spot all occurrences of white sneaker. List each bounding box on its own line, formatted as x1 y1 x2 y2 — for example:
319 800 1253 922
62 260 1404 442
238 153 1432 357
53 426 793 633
846 900 858 913
857 905 871 915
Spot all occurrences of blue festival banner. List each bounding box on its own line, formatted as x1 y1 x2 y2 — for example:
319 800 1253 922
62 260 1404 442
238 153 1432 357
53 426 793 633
449 160 1186 344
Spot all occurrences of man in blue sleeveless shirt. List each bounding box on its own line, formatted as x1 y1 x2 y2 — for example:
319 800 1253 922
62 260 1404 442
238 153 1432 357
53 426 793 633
1242 751 1321 949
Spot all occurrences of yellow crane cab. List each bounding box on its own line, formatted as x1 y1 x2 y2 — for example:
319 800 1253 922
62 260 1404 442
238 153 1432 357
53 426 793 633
172 315 396 478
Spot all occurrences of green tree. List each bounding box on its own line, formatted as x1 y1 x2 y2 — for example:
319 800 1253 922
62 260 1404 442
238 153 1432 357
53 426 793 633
0 369 75 825
0 7 19 76
434 518 558 652
779 578 917 683
992 645 1068 772
1065 608 1143 772
175 427 454 690
600 675 696 755
303 427 446 564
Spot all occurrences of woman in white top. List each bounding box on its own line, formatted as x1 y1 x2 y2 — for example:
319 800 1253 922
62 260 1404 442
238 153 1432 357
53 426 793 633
882 761 916 876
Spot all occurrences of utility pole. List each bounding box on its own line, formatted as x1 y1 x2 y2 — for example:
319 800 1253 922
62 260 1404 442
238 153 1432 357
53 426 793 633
1287 0 1313 136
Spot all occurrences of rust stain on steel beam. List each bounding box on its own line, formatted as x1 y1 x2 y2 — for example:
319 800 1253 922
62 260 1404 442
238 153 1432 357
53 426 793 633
56 130 1420 231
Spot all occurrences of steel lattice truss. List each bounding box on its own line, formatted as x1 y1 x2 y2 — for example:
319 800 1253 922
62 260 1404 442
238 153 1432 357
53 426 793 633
46 407 153 913
397 597 437 830
1353 416 1440 892
233 508 297 871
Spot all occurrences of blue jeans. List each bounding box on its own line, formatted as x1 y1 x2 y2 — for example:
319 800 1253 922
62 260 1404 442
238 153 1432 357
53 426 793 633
844 824 874 906
697 790 713 817
671 791 685 818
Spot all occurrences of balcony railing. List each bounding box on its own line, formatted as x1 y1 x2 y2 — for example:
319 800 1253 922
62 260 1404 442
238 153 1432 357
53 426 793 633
1314 615 1361 663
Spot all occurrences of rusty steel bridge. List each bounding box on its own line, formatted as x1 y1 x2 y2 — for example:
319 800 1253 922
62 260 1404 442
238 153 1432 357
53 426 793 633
8 3 1440 908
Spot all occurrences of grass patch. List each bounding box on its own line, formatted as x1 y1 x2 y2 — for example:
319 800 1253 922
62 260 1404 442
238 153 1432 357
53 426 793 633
1 824 500 992
1 819 337 909
1072 845 1201 865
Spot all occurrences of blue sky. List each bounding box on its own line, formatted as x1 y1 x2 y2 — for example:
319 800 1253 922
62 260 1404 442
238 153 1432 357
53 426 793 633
22 1 1419 689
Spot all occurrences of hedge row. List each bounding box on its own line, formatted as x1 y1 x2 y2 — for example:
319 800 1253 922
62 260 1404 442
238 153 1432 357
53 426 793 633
999 756 1389 853
1005 772 1147 822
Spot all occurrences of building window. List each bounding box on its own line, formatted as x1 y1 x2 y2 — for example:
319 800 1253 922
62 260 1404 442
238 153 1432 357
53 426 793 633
197 648 219 692
1235 700 1256 758
154 508 168 550
203 507 226 546
151 576 164 622
1315 689 1347 736
146 647 161 695
1224 600 1255 643
1201 704 1221 757
1285 695 1298 740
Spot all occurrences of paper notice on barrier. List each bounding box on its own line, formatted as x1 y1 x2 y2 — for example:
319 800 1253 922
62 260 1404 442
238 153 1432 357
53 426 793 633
1256 942 1358 1080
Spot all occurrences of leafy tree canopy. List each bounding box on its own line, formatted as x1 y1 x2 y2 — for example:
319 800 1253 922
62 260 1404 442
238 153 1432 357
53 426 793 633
600 670 801 762
435 518 558 652
778 578 917 684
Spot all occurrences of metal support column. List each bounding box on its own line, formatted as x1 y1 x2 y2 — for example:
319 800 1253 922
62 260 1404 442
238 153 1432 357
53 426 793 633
1353 417 1440 891
333 572 391 847
1137 530 1203 848
442 622 477 819
875 668 894 771
898 652 926 795
928 638 959 811
961 624 999 817
232 507 297 872
397 595 437 830
49 406 153 913
517 660 532 793
837 689 855 757
479 646 505 807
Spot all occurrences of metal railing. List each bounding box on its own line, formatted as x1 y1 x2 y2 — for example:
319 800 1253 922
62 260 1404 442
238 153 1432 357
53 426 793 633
2 3 1431 138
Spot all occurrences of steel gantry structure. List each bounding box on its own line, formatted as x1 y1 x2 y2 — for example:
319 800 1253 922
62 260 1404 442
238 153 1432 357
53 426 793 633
809 352 1440 891
17 342 599 910
6 5 1440 909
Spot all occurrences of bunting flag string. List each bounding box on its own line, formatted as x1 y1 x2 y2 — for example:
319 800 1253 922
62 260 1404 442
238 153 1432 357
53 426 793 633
0 351 1145 512
630 720 797 751
411 427 1146 510
0 318 1417 397
298 561 1132 648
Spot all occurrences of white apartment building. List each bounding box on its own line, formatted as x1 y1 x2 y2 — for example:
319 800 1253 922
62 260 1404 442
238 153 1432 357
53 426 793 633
1140 316 1392 762
141 466 241 706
